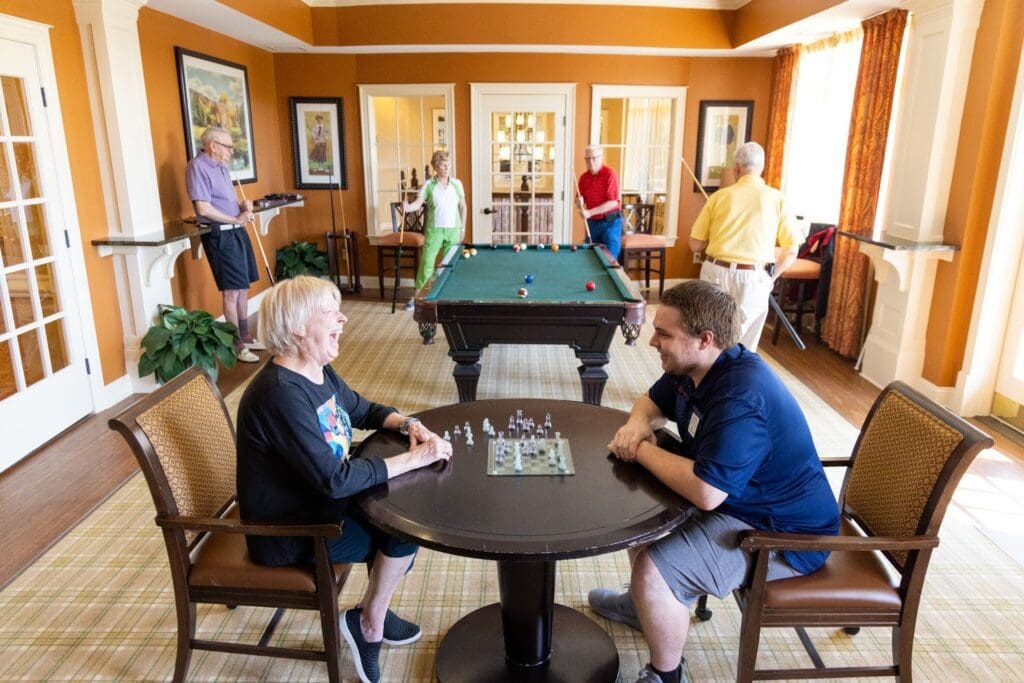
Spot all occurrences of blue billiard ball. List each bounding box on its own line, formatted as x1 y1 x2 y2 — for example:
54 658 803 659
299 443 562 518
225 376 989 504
524 274 534 284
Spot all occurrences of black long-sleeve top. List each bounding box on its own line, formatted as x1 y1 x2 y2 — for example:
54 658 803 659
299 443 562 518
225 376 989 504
236 361 396 566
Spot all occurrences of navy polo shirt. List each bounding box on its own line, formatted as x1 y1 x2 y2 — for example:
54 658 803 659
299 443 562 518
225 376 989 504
648 345 840 574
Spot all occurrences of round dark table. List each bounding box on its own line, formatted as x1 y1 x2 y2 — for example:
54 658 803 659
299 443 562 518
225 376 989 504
354 399 691 682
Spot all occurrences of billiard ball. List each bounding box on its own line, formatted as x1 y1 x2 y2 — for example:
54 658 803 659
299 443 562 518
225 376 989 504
513 244 521 252
585 281 596 291
470 248 478 256
524 274 534 284
551 243 560 252
492 243 499 249
462 250 471 259
537 243 545 250
518 287 528 298
521 242 529 251
570 244 578 252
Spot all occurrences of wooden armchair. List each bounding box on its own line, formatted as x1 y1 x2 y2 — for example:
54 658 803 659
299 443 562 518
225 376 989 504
108 368 352 682
697 381 992 681
620 202 664 295
377 201 427 299
770 223 836 347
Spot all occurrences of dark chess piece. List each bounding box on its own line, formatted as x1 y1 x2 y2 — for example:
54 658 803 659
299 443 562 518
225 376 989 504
520 175 530 192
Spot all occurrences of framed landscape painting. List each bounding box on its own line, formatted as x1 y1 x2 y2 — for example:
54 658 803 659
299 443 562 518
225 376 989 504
694 100 753 193
175 47 257 183
290 97 347 190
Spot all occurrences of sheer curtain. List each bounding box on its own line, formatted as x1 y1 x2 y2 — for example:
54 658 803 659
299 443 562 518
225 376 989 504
782 30 863 224
622 98 671 197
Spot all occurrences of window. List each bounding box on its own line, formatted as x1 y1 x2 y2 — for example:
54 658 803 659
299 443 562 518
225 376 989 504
590 86 686 243
358 84 455 240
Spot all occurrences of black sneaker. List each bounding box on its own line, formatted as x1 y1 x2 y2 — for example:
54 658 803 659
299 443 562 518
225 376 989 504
340 608 382 683
382 609 422 646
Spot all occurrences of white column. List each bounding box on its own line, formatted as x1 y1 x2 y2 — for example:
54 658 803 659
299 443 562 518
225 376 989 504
859 0 983 399
74 0 165 391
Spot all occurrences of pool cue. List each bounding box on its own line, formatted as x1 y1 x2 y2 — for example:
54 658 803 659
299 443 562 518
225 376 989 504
572 164 593 244
391 202 407 314
332 170 354 291
326 168 341 290
681 155 710 201
234 178 275 285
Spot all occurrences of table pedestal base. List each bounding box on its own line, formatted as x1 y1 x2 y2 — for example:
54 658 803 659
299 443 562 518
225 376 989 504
435 603 619 682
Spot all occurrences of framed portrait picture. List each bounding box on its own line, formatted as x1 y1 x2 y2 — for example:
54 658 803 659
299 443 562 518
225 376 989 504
290 97 347 190
175 47 257 183
693 100 753 193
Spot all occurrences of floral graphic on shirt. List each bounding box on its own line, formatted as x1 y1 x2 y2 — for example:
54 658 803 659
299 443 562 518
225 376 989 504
316 395 352 460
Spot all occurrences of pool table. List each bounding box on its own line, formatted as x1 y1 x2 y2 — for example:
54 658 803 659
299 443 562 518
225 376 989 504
413 243 645 405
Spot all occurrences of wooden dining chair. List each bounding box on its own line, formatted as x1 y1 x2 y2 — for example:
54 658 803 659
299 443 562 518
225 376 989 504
620 202 665 295
108 368 352 682
376 201 427 299
770 223 836 346
695 381 992 681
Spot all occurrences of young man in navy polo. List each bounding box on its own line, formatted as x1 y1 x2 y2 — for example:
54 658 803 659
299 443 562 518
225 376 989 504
588 280 839 683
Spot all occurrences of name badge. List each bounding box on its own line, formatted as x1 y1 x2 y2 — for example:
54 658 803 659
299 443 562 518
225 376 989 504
687 411 700 437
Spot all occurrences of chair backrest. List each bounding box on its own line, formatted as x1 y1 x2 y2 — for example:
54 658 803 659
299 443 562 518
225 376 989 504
799 223 836 261
389 201 426 235
109 367 238 549
839 381 992 570
622 202 656 235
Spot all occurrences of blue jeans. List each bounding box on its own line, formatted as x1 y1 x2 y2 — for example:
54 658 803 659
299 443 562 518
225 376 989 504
586 213 623 261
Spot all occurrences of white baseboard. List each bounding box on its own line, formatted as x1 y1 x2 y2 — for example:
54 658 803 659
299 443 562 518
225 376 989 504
93 373 134 411
910 376 956 411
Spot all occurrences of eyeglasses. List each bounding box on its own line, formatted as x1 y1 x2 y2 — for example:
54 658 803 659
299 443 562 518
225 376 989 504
584 155 602 160
213 140 235 150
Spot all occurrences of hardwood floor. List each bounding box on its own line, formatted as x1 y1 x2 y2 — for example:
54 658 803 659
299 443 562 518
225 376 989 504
1 292 1020 589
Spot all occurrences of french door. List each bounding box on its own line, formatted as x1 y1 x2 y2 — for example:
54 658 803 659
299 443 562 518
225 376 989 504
0 37 91 471
470 84 575 245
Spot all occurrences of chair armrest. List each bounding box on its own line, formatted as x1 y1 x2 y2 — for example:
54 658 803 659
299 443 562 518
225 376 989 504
739 530 939 553
156 514 343 539
820 457 852 468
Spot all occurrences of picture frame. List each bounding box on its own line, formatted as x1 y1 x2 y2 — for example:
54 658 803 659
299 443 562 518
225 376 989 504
693 100 753 193
431 108 448 150
289 97 348 190
175 47 257 183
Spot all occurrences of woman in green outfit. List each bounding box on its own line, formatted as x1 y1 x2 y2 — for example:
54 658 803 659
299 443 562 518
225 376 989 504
401 150 467 310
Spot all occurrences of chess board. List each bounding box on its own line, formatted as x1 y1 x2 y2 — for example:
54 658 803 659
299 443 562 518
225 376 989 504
487 439 576 476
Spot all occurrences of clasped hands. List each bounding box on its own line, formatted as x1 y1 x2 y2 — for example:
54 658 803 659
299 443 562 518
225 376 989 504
407 421 453 466
607 418 656 463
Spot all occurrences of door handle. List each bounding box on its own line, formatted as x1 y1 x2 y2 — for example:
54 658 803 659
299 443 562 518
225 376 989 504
483 207 495 215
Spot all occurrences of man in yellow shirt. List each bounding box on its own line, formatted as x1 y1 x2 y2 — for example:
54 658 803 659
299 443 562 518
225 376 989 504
689 142 801 351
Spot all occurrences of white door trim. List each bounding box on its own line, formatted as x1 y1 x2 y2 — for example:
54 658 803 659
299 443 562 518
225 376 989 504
0 14 107 408
589 84 686 247
470 83 576 243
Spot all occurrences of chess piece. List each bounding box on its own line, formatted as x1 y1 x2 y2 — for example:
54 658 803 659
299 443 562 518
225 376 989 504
557 455 567 472
443 430 451 441
466 433 474 446
453 425 461 438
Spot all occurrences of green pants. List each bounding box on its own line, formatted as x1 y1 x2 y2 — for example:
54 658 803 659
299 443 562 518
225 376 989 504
416 227 461 290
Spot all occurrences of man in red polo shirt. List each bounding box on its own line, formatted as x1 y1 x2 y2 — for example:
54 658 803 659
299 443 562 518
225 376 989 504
577 144 623 259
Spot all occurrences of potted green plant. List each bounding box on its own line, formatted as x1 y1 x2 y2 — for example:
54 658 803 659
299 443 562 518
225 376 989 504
138 305 238 383
275 240 328 280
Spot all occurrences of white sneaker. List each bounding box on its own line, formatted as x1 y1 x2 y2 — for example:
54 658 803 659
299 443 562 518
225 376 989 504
235 348 259 363
243 338 266 350
404 298 415 311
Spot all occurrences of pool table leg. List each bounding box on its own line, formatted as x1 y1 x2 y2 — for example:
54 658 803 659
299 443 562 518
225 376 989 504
451 349 482 402
576 351 609 406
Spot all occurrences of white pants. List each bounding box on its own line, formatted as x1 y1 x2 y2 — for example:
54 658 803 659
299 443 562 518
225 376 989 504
700 260 774 352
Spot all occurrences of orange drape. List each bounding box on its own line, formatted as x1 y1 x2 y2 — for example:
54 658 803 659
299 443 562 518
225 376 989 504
764 45 799 189
823 9 909 358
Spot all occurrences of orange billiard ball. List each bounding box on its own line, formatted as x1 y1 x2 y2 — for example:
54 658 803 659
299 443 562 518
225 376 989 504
551 243 560 252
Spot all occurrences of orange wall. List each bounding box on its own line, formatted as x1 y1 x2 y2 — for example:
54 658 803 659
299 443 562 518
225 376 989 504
271 52 773 281
311 5 733 49
1 0 125 383
216 0 313 44
732 0 844 47
138 8 293 315
923 0 1024 386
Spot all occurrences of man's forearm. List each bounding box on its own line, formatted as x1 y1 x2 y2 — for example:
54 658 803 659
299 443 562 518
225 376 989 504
634 441 727 510
194 201 242 225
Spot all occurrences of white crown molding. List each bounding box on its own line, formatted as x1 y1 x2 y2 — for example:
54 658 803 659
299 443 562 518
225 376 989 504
292 43 774 56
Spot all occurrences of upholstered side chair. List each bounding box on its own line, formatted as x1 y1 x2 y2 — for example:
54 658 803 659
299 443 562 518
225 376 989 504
376 201 427 299
109 368 353 682
620 201 665 296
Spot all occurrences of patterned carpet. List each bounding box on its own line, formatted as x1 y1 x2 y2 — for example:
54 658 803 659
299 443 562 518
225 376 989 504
1 298 1023 681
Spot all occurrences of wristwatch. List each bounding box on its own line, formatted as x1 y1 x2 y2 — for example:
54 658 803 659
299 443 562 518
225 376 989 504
399 417 421 436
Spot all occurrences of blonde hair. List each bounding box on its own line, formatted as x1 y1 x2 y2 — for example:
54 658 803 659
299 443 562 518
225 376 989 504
258 276 340 357
430 150 450 169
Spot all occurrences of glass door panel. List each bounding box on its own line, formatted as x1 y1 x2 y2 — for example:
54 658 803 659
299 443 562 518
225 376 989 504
489 109 556 244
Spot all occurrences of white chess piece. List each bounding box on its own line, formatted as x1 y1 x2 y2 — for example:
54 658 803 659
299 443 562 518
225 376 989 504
443 430 451 441
466 433 474 446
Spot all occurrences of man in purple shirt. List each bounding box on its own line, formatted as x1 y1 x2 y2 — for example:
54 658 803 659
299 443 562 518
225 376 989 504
186 126 261 362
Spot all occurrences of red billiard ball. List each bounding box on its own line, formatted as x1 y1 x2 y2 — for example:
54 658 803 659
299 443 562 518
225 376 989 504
518 287 528 298
585 281 596 291
512 244 521 252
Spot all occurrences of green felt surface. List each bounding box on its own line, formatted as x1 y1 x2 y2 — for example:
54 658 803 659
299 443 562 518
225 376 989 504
425 244 631 302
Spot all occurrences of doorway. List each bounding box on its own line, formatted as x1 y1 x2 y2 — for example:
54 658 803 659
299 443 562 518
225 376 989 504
470 84 575 245
0 36 92 471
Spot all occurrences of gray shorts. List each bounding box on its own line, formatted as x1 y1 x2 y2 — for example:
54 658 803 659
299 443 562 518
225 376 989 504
647 510 802 606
